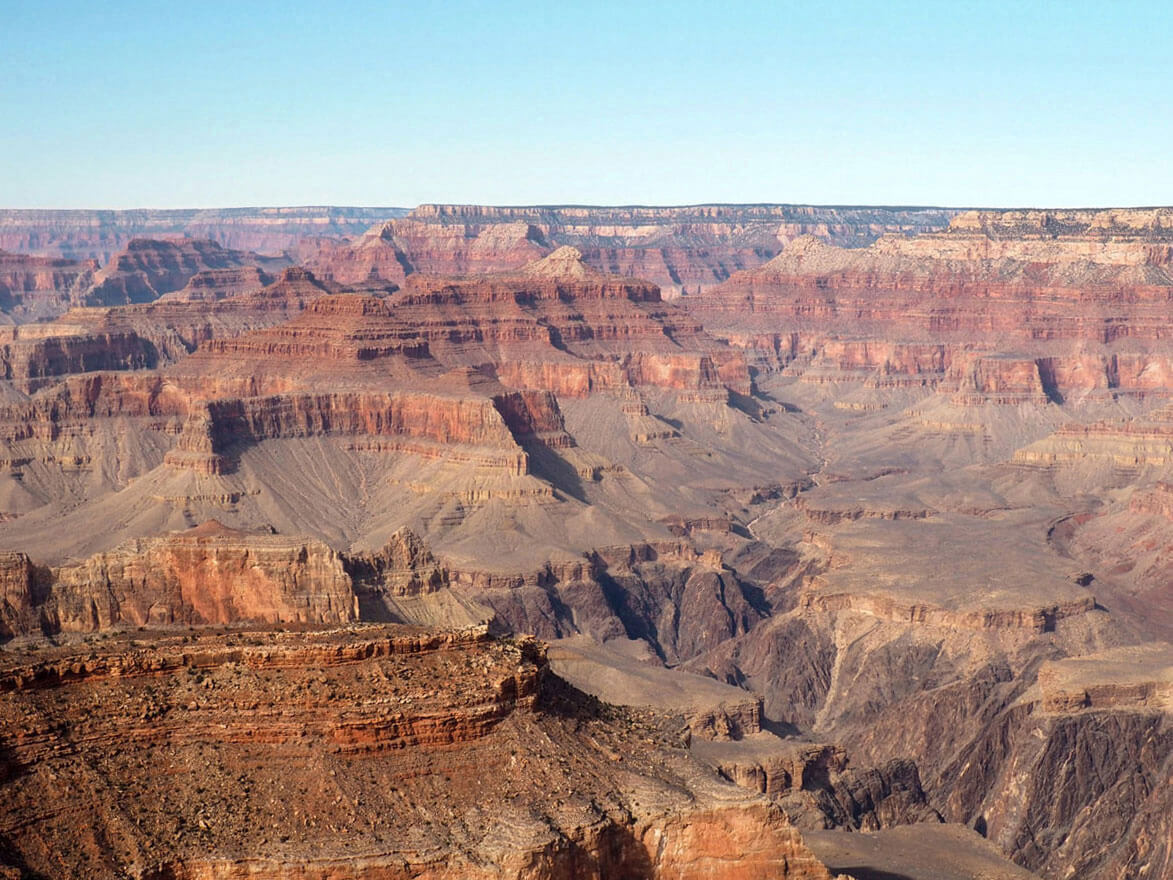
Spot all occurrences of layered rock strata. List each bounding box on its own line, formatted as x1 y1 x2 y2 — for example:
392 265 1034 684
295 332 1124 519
688 209 1173 400
0 624 842 880
303 203 956 296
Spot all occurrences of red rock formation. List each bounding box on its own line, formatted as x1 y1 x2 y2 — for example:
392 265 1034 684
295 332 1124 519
0 524 461 639
16 523 354 632
0 625 842 880
345 527 447 599
179 248 751 401
0 551 38 639
1014 403 1173 470
0 267 346 392
1 204 1170 880
73 265 342 363
449 540 765 666
158 265 273 301
387 248 751 395
295 203 954 298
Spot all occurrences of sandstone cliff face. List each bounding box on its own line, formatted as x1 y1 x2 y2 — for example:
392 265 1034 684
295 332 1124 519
0 239 299 328
1014 403 1173 472
386 248 752 396
0 524 471 639
0 551 39 640
158 266 273 302
180 248 752 401
0 625 840 880
300 218 550 287
73 266 344 364
164 390 531 478
34 523 354 632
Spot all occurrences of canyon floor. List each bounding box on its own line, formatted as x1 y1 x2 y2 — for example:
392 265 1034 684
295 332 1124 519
0 204 1170 879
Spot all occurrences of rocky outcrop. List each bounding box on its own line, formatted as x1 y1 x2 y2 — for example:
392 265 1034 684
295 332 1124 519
798 583 1096 634
36 523 355 632
546 636 764 741
302 218 551 286
947 207 1173 240
69 266 345 364
696 736 941 832
0 266 339 391
0 551 39 639
399 204 956 296
388 248 752 395
158 265 273 301
1014 403 1173 471
192 248 752 399
0 625 842 880
187 293 427 367
932 646 1173 879
1034 642 1173 713
0 524 481 639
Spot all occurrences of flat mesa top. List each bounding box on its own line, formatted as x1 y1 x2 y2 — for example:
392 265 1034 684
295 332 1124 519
546 635 753 712
0 622 489 671
804 824 1042 880
808 512 1090 614
1037 642 1173 705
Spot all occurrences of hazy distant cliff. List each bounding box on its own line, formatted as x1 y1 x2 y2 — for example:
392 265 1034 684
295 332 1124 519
301 203 959 296
0 206 409 262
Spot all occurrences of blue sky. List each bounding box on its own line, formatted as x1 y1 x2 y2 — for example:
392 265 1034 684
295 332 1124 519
2 0 1170 208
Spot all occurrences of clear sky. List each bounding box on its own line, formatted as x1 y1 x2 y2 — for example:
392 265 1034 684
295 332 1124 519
2 0 1171 209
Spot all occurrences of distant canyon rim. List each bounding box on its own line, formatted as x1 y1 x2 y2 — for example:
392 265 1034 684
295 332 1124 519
0 203 1170 880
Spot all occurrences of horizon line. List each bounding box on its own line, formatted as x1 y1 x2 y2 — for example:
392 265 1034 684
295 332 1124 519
4 202 1173 213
